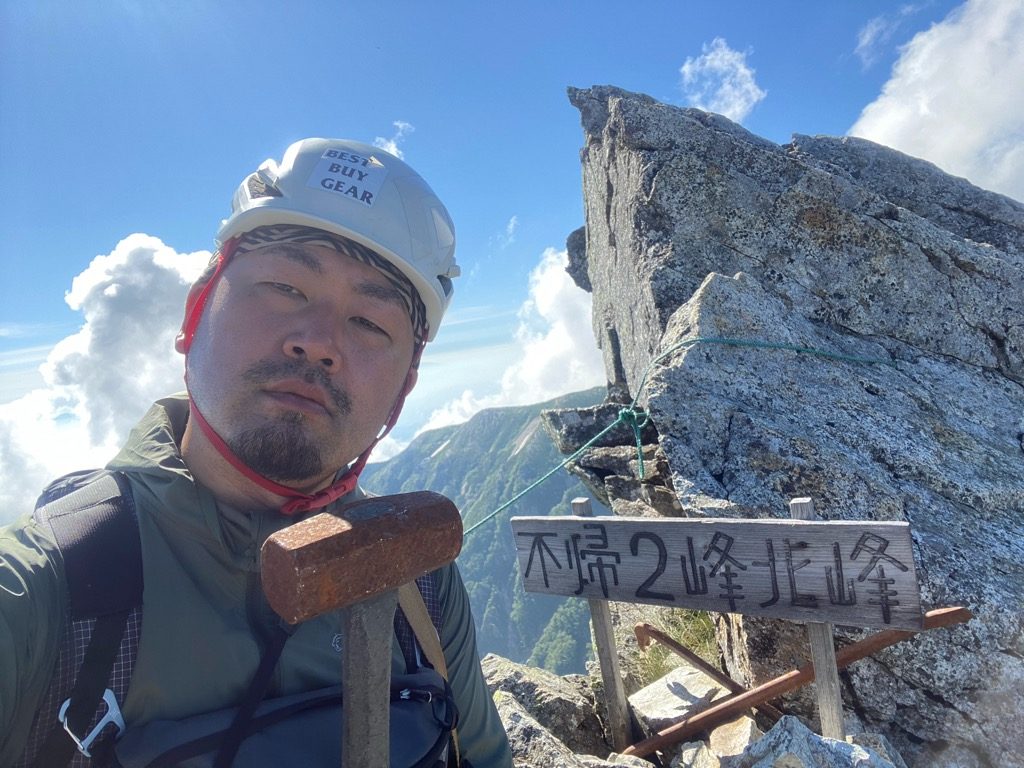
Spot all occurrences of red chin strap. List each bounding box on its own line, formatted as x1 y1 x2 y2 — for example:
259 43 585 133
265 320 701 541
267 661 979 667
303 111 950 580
177 238 236 356
179 241 423 515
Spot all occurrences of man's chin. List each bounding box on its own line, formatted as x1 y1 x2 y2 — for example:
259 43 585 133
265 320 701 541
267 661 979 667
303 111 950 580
229 423 325 484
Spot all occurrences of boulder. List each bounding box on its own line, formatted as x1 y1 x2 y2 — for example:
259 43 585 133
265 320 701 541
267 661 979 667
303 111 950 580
628 664 727 735
725 716 899 768
708 715 762 761
788 135 1024 258
672 742 722 768
493 691 594 768
482 653 609 757
560 84 1024 766
578 754 653 768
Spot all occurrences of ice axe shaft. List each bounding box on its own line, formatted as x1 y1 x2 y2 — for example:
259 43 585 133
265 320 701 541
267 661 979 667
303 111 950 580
261 491 463 767
340 590 399 768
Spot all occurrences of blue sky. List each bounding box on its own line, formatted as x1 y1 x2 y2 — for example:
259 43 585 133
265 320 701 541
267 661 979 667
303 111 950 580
2 0 1021 521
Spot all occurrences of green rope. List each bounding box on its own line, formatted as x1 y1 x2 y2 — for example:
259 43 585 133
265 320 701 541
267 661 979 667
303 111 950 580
463 335 895 537
462 408 641 536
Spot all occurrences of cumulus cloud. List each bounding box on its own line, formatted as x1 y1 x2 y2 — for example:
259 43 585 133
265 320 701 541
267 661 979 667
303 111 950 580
0 238 604 518
418 248 605 433
373 121 415 159
850 0 1024 201
0 235 208 523
680 37 767 123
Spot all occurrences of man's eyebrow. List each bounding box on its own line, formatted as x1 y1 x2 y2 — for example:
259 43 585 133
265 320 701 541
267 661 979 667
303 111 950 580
355 280 410 311
266 244 324 274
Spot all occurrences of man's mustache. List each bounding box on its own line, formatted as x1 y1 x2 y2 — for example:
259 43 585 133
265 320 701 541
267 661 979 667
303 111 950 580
243 360 352 415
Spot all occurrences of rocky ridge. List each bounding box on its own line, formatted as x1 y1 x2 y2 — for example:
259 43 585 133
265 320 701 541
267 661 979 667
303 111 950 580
484 654 910 767
534 85 1023 767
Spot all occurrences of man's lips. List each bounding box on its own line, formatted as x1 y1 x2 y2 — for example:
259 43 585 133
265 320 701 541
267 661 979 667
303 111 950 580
263 380 334 416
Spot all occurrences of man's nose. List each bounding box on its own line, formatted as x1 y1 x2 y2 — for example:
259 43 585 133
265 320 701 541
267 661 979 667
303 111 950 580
283 314 340 369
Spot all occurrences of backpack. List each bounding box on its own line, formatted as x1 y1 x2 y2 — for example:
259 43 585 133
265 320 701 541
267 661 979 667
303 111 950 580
17 470 458 768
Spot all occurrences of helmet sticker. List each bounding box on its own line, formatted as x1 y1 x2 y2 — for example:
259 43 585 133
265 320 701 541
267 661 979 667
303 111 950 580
306 149 388 207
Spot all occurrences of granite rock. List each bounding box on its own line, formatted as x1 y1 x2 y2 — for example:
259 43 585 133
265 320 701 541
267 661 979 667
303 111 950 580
483 653 609 758
561 84 1024 767
726 716 899 768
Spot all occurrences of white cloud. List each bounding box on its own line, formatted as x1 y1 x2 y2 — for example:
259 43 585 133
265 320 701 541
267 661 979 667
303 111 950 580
418 248 605 433
504 215 519 243
850 0 1024 201
0 345 50 400
1 324 50 339
488 215 520 253
373 121 415 159
368 434 411 464
680 37 767 123
856 16 894 68
0 235 208 523
855 5 922 69
0 238 604 518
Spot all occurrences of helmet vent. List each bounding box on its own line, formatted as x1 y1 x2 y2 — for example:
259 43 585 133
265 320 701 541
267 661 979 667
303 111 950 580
247 174 283 200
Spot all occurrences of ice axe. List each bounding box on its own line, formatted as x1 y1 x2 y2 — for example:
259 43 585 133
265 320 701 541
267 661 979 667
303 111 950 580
261 492 463 767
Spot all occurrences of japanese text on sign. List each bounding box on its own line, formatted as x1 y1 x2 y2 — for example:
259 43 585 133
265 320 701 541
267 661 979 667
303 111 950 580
510 516 921 630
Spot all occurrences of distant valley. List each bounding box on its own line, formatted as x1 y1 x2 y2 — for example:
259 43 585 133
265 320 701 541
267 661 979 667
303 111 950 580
362 387 608 674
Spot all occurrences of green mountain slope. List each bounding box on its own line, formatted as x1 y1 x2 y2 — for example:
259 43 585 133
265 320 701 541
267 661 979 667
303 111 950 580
361 387 608 674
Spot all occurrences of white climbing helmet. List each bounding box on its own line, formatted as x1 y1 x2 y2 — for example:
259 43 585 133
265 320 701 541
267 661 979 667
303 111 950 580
217 137 459 341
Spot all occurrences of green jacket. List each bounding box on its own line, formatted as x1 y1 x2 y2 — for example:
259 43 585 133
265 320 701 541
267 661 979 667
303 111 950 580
0 395 511 767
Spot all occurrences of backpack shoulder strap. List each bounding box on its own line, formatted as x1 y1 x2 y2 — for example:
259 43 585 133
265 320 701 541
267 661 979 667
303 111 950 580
394 569 442 671
398 582 447 679
34 470 143 618
398 580 462 766
20 470 143 768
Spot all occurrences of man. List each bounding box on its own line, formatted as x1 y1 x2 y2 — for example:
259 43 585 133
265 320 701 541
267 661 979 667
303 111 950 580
0 138 512 766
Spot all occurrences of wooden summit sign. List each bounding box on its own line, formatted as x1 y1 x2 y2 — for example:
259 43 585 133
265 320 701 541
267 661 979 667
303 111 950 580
511 516 922 631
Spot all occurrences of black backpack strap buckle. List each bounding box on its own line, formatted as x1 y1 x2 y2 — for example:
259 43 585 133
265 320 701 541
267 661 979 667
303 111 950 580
57 688 126 758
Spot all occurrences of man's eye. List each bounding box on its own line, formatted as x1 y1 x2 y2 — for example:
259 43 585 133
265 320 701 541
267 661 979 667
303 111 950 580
268 282 303 297
354 317 389 336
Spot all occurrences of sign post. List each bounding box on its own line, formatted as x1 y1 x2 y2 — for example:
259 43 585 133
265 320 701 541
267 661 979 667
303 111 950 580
512 502 923 747
789 498 845 740
571 497 632 751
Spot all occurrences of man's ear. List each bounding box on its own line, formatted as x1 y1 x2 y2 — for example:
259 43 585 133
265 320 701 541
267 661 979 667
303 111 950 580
175 279 211 354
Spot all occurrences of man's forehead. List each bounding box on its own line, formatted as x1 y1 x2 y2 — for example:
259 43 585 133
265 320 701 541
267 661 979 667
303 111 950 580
256 242 325 274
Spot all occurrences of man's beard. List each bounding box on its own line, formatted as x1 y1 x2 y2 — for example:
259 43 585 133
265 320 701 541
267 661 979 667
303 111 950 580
231 413 325 484
227 359 353 484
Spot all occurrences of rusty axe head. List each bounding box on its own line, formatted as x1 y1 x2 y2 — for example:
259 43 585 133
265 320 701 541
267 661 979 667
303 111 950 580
261 491 463 624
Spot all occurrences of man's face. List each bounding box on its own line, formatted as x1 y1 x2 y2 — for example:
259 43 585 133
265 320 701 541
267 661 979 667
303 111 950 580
184 242 417 492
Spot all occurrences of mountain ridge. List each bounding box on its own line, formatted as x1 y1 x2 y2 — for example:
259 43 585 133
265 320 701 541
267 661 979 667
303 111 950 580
361 386 610 673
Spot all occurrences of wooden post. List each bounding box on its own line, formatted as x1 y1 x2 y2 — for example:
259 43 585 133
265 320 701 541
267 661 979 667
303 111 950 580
572 497 632 751
789 497 846 740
